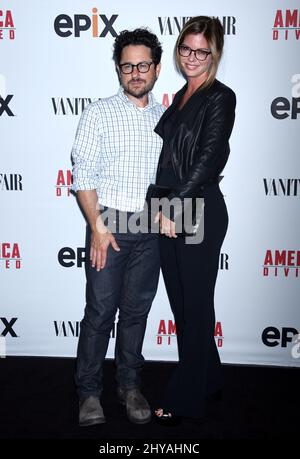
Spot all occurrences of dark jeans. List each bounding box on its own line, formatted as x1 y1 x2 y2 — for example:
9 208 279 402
75 217 160 400
159 184 228 418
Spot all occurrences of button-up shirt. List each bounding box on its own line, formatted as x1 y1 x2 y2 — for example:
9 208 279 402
71 87 165 212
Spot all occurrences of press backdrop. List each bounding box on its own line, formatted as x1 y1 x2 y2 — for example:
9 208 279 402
1 0 299 366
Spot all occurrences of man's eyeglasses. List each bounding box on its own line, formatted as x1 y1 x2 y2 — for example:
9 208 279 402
119 61 154 74
178 45 211 62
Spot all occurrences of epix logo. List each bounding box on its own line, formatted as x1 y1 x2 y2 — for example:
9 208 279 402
271 75 300 120
262 327 299 347
0 318 18 337
58 247 86 267
54 7 118 38
0 74 15 116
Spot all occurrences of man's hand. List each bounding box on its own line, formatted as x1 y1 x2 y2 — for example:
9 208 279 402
76 190 121 271
90 228 120 271
154 212 177 238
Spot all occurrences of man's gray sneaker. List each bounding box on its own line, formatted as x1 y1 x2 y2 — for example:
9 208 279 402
117 387 151 424
79 395 106 426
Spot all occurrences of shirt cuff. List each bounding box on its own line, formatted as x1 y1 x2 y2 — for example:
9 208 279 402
71 179 98 192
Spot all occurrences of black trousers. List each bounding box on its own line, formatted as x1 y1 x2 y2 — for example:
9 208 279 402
159 184 228 418
75 219 160 400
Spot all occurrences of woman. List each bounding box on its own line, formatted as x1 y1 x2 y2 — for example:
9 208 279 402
153 16 236 425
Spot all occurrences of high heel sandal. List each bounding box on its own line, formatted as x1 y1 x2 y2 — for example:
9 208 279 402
154 408 182 426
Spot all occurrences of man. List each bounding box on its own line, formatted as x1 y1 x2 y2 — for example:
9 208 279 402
71 28 165 426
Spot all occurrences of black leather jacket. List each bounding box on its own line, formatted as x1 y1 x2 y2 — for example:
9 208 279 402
155 79 236 202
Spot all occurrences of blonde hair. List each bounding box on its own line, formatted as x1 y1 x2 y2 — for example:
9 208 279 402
174 16 224 89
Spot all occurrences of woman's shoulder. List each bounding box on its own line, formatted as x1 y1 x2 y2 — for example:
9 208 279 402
207 79 236 102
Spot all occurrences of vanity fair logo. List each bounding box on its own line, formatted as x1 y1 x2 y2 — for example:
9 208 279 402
0 243 21 269
263 178 300 196
51 98 100 115
219 253 229 270
156 320 223 347
54 7 118 38
0 173 23 191
0 9 15 40
263 250 300 278
158 16 236 35
271 75 300 120
272 9 300 40
54 320 116 338
54 321 80 337
56 170 72 197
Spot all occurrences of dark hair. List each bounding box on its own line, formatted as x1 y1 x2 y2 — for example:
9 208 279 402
113 28 162 66
175 16 224 88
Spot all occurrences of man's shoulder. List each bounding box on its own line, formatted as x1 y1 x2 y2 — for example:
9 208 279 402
155 102 167 114
80 94 121 120
87 94 119 110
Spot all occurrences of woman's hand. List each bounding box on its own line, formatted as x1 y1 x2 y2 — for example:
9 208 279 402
154 212 177 238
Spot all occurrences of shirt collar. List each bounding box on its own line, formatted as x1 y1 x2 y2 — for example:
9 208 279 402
117 86 158 111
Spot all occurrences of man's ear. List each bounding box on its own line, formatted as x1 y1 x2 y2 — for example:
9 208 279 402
155 63 161 78
116 65 122 84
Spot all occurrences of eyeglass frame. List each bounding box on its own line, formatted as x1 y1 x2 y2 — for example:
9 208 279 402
119 61 154 74
178 45 212 62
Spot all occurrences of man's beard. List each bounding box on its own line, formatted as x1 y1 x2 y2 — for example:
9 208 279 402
123 76 157 99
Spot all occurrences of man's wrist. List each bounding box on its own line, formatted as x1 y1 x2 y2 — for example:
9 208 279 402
93 217 109 234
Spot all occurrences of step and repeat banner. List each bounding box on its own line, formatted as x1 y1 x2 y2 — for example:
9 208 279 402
1 0 299 366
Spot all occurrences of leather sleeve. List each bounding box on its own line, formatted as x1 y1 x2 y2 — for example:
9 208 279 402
168 88 236 220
